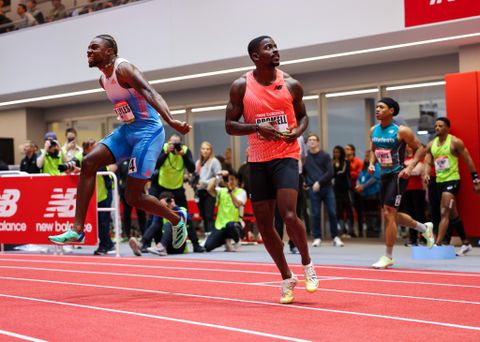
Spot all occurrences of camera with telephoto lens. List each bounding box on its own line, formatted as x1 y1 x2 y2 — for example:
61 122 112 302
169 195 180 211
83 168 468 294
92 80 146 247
58 160 77 172
173 142 182 152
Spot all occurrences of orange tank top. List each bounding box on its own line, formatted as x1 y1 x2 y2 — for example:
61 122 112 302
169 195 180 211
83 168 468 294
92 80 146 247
243 70 300 163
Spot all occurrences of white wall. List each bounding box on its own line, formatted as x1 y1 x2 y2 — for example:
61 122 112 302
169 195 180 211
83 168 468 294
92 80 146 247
0 0 405 96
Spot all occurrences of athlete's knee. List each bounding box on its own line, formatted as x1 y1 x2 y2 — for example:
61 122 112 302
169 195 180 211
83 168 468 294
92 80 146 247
81 154 100 175
282 210 298 227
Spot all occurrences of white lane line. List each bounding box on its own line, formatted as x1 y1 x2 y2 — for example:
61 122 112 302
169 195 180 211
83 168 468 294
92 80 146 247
1 264 480 306
1 255 479 277
0 329 47 342
1 277 479 332
0 292 309 342
1 264 478 290
252 277 345 286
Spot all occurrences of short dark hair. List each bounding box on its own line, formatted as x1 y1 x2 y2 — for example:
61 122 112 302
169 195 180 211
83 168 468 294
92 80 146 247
307 132 320 141
18 3 27 11
95 34 118 55
159 191 175 201
436 117 451 128
346 144 356 152
65 127 77 135
247 35 272 57
228 172 238 179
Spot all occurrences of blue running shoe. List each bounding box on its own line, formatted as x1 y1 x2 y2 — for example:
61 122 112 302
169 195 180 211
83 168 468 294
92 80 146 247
48 229 85 245
171 207 188 249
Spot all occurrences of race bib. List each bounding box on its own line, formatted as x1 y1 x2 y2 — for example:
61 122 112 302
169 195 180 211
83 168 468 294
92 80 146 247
114 101 135 123
375 149 393 167
255 112 289 139
434 156 450 172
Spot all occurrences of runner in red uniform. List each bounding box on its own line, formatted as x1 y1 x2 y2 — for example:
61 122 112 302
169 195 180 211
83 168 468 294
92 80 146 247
225 36 318 304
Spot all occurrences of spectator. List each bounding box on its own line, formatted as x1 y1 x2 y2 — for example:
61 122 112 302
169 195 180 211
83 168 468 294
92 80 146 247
130 192 188 256
194 141 221 235
26 0 44 24
61 127 82 161
345 143 364 234
148 134 204 252
0 0 13 34
46 0 66 22
333 145 355 237
37 132 66 175
15 4 37 30
303 133 343 247
62 139 116 255
205 172 246 252
116 158 146 241
355 150 381 238
19 140 40 173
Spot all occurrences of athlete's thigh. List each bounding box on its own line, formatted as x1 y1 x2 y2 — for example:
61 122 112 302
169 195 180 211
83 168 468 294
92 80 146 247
84 142 116 166
269 158 299 191
129 126 165 179
100 125 132 164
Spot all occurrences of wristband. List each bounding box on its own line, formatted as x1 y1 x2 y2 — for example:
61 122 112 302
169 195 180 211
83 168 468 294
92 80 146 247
471 172 478 181
255 123 260 133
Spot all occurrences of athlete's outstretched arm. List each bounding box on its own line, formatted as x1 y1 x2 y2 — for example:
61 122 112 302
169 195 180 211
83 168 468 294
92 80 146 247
398 126 425 179
283 78 309 143
225 77 282 140
453 137 480 193
116 62 191 135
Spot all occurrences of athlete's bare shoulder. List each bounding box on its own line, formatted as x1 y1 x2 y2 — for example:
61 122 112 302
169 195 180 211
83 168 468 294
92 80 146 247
229 75 247 97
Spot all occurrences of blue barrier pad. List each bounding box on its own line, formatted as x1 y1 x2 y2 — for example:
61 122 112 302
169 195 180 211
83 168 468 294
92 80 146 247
411 245 456 260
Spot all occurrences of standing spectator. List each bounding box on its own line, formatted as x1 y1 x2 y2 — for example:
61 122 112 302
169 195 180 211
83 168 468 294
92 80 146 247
355 151 381 238
345 144 364 234
15 4 37 30
37 132 66 175
0 0 13 34
26 0 44 24
148 134 204 252
20 140 40 173
62 127 82 161
195 141 221 235
116 159 146 241
46 0 66 22
205 172 246 252
333 145 355 237
303 133 343 247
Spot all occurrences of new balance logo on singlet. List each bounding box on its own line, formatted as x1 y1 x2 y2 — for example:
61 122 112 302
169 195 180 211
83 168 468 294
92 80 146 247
430 0 455 5
0 189 20 217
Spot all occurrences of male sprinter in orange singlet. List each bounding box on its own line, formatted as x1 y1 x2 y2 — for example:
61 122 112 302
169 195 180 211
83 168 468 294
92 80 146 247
225 36 318 304
48 35 191 248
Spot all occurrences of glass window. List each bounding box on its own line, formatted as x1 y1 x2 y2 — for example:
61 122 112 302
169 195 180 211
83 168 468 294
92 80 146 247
192 110 231 164
385 83 446 144
73 118 107 145
326 94 371 158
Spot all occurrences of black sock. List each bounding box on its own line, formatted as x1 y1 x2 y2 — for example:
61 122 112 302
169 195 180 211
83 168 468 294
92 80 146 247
450 217 467 242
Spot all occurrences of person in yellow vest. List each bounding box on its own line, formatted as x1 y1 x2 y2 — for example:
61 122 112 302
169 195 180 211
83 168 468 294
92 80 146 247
424 117 480 256
146 134 205 252
61 139 116 255
37 132 67 175
205 172 247 252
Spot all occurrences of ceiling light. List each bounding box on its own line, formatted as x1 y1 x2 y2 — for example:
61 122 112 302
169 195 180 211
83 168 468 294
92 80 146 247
191 105 227 113
326 88 378 98
303 95 319 101
386 81 446 91
417 130 429 135
170 109 186 115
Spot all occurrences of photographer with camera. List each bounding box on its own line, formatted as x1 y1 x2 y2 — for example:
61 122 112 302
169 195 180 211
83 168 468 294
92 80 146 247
146 134 205 252
37 132 67 175
62 127 83 161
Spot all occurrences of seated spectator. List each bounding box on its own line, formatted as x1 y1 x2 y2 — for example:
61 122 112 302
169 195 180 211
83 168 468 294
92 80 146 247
0 0 13 33
129 192 187 256
61 127 82 161
46 0 66 22
26 0 44 24
19 140 40 173
16 4 37 30
80 0 102 15
205 172 246 252
37 132 67 175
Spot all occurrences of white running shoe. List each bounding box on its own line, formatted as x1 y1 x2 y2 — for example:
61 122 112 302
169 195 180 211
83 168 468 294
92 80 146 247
333 236 344 247
421 222 435 249
280 274 298 304
457 244 472 256
372 256 394 269
303 263 319 293
312 238 321 247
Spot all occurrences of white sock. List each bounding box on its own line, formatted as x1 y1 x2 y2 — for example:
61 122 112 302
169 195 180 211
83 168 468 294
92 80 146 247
414 221 426 233
386 246 393 259
303 262 313 269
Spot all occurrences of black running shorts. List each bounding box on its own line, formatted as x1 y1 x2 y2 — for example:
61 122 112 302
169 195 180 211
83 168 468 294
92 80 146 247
248 158 299 202
437 180 460 196
380 172 409 208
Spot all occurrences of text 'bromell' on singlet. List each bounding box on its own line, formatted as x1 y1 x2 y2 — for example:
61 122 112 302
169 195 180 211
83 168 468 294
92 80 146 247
101 58 161 126
242 70 300 163
371 122 406 175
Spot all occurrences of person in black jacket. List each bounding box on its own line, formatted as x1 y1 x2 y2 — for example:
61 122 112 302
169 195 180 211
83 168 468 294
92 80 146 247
20 140 40 174
303 134 344 247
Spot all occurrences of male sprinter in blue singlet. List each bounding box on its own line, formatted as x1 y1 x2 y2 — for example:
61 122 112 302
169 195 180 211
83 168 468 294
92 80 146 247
369 97 434 269
48 34 191 248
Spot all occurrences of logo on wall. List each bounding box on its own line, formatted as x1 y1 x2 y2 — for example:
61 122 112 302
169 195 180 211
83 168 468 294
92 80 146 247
43 188 76 218
405 0 480 27
0 189 20 217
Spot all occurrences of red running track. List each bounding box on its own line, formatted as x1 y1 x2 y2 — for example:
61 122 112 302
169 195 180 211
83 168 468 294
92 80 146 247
0 254 479 341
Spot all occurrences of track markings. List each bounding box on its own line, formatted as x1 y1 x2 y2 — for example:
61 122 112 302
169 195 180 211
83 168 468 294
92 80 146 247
0 329 47 342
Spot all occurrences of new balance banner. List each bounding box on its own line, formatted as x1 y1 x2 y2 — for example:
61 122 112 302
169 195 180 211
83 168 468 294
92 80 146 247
0 175 98 245
405 0 480 27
